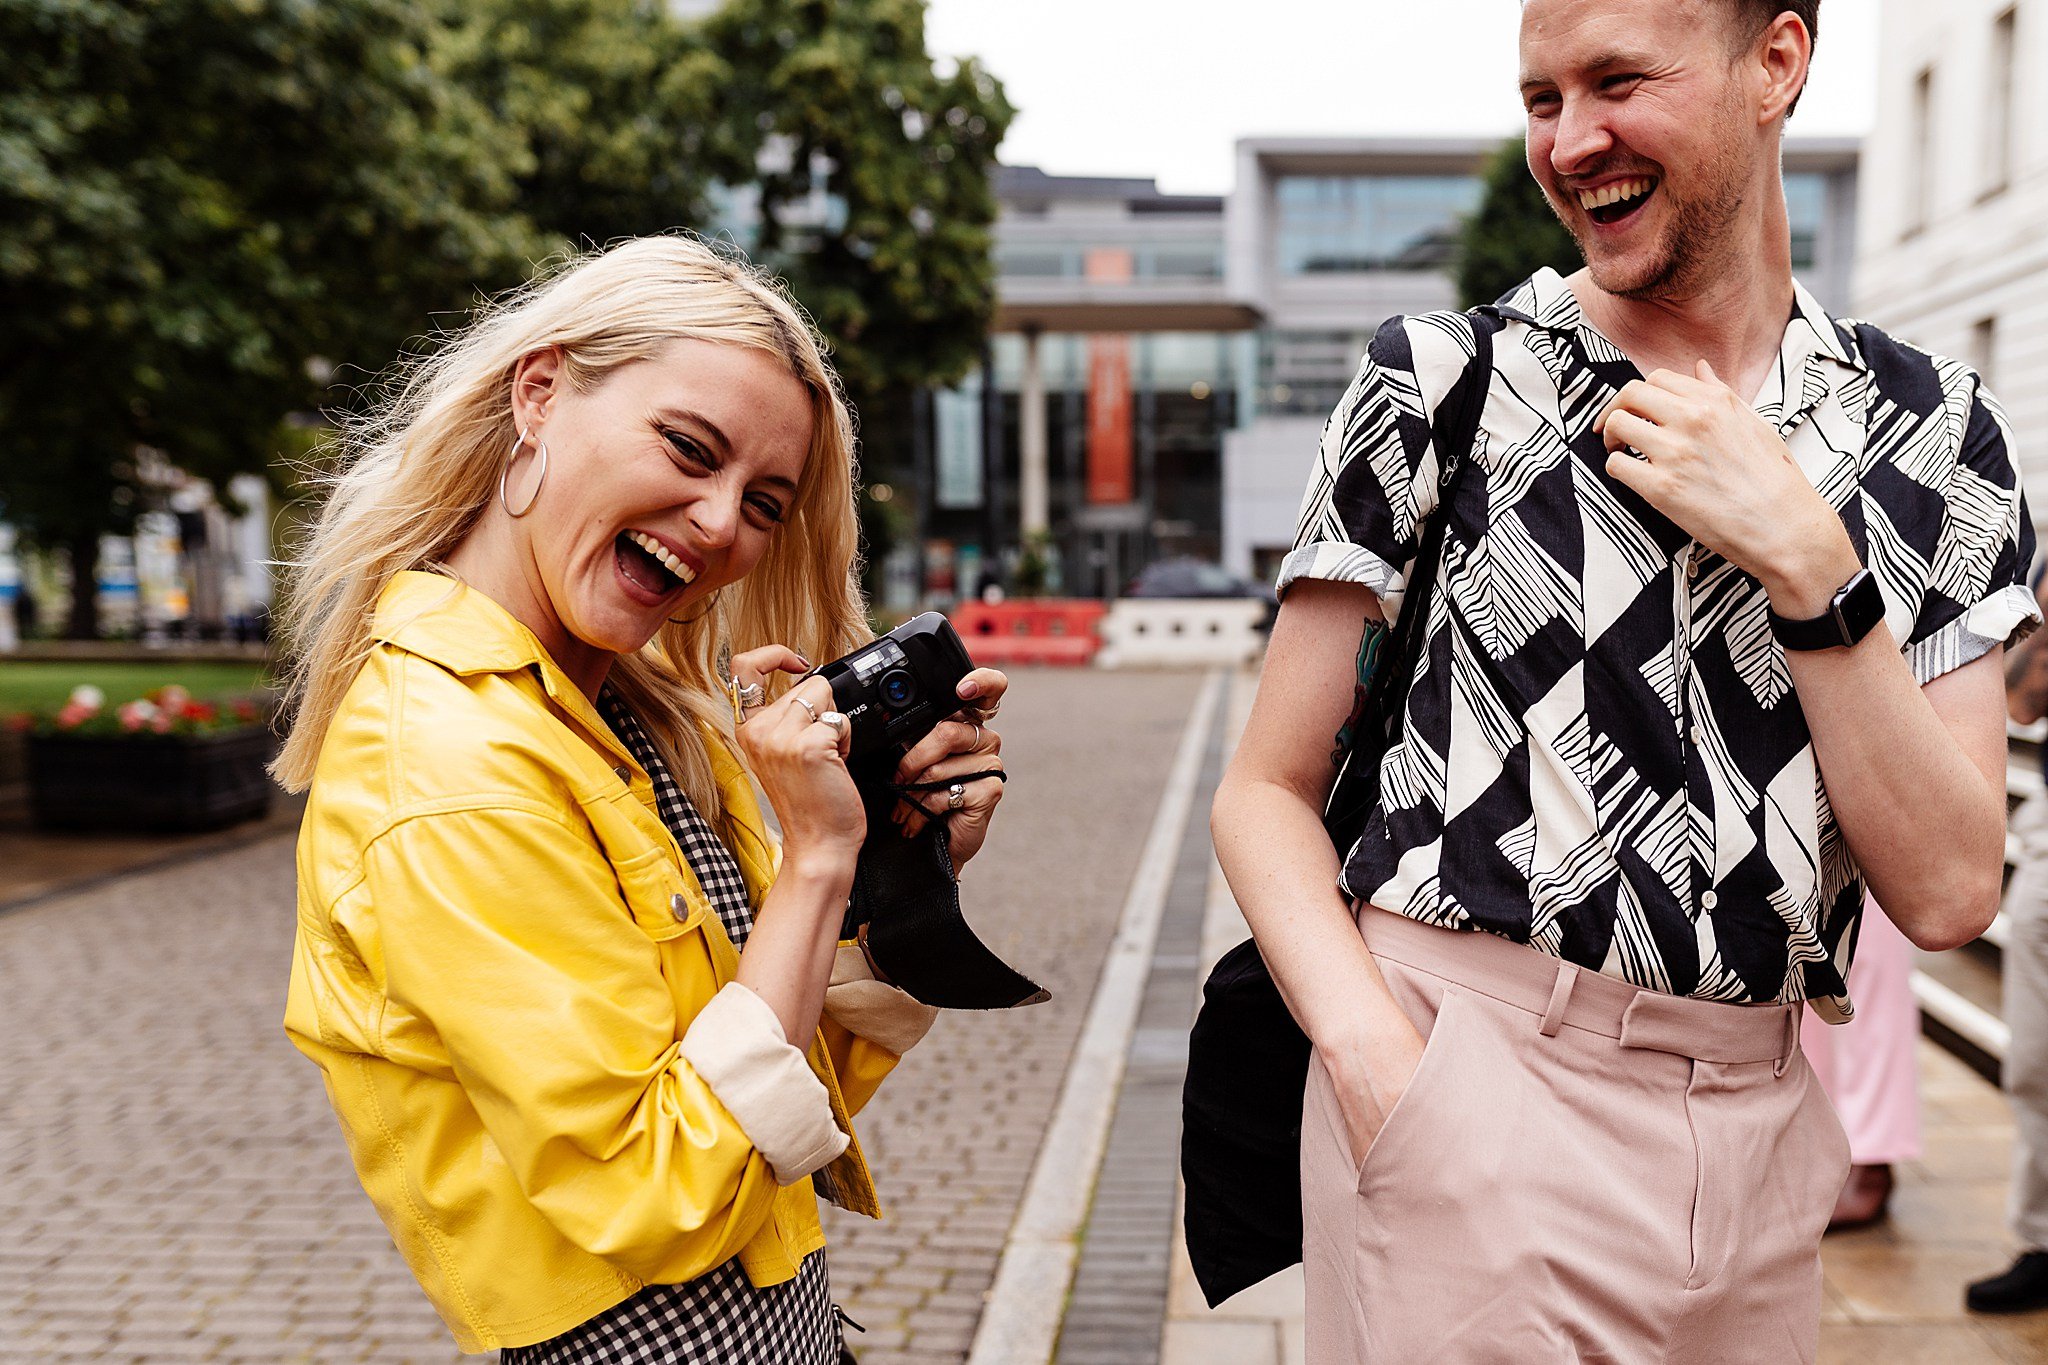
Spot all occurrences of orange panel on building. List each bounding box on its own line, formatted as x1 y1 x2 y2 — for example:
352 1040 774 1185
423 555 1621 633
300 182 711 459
1084 249 1135 506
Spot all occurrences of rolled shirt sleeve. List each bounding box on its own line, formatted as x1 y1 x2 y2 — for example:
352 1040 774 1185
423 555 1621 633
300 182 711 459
680 983 850 1185
1276 314 1448 612
1901 380 2040 684
823 942 940 1057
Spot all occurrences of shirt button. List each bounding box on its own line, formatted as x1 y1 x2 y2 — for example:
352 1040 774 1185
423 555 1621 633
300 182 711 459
1686 556 1700 580
1702 890 1719 910
1689 725 1704 746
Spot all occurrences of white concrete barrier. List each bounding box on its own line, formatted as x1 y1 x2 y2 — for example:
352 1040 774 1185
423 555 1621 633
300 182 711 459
1096 598 1266 668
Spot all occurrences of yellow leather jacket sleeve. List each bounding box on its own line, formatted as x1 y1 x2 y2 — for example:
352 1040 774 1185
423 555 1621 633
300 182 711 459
346 801 790 1287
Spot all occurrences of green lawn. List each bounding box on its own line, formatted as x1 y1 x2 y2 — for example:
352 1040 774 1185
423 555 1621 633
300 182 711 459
0 661 271 714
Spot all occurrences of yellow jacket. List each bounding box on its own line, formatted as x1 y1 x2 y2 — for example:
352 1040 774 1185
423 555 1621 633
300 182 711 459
285 572 934 1352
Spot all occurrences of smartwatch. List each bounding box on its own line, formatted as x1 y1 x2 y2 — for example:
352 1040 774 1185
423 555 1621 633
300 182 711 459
1768 568 1885 651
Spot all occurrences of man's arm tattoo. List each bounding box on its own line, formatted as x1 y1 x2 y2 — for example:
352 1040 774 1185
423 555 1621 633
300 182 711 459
1333 614 1390 766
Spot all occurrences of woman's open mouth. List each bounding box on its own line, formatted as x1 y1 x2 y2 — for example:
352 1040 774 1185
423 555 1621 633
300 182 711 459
614 530 698 600
1578 176 1659 227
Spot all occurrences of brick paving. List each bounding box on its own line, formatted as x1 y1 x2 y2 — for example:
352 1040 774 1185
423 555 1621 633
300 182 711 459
0 666 1207 1363
1049 695 1227 1365
820 668 1206 1365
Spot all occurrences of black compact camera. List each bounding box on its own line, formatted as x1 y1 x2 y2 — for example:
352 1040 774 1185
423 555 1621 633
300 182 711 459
807 612 1048 1011
809 612 974 761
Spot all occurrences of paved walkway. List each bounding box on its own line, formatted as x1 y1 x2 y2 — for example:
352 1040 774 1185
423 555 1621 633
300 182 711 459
7 664 2046 1364
0 667 1201 1363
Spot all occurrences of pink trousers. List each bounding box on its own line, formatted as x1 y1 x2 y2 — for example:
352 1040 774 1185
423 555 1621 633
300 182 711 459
1303 908 1848 1364
1800 900 1923 1165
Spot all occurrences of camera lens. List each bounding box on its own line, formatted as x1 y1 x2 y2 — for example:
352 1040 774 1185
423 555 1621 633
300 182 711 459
879 669 918 709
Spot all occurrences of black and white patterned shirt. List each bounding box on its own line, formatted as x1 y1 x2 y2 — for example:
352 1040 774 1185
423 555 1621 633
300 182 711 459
497 692 843 1365
1283 268 2038 1022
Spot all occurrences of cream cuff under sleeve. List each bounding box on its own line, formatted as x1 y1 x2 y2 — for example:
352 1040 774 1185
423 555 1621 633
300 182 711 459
825 943 941 1056
679 982 849 1186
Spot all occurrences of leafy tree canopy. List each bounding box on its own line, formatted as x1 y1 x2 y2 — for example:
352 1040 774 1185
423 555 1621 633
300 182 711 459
0 0 1011 632
704 0 1013 421
0 0 541 629
1456 136 1584 310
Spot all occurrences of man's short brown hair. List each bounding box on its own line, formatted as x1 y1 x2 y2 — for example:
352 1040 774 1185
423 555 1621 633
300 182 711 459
1726 2 1820 114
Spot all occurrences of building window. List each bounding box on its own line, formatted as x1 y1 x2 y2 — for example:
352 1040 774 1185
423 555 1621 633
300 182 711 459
1139 244 1226 280
1258 329 1372 416
1971 316 1998 388
1908 65 1935 237
1785 173 1828 271
996 246 1074 279
1986 8 2018 198
1274 175 1482 275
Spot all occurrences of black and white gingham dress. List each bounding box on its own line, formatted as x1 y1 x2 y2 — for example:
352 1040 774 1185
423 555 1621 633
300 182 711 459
499 691 846 1365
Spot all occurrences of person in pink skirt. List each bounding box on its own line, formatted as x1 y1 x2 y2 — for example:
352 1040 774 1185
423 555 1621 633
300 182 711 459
1803 898 1921 1229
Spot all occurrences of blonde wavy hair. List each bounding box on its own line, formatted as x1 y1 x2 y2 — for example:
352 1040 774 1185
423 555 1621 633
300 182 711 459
271 236 871 833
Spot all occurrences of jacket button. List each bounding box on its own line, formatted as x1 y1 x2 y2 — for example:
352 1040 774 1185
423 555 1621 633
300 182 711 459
671 893 691 921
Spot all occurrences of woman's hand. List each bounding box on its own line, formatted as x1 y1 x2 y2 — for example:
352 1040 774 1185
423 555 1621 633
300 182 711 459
893 667 1009 867
730 645 864 871
1319 1015 1426 1172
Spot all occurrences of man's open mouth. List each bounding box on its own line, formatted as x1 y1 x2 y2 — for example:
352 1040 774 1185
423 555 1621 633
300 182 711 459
1578 176 1658 226
616 530 698 596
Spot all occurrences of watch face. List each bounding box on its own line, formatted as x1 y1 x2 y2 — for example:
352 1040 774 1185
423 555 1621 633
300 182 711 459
1835 570 1885 643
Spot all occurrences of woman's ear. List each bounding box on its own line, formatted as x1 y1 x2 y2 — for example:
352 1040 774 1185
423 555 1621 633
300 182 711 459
509 347 564 434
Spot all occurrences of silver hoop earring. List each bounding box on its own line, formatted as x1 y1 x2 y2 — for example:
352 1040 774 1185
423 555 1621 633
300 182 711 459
499 428 549 518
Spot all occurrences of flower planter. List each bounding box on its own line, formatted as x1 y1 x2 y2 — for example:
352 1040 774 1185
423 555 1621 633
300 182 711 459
27 727 275 833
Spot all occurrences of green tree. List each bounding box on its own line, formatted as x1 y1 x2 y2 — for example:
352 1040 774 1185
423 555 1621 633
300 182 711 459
0 0 539 636
704 0 1012 487
1456 136 1584 309
434 0 746 246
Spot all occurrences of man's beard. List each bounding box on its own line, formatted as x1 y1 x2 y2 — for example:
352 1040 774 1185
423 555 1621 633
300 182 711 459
1560 154 1749 301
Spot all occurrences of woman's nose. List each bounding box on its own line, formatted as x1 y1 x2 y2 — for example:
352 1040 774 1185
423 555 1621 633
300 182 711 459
687 492 742 549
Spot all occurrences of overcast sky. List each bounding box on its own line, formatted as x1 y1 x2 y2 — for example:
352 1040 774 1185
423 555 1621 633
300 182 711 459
924 0 1882 195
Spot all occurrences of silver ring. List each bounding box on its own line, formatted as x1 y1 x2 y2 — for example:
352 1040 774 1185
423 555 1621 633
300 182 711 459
968 722 985 751
791 696 819 724
821 712 849 739
947 782 966 811
730 678 766 710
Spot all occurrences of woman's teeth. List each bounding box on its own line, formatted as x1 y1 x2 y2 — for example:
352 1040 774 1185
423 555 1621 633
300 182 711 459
625 531 697 586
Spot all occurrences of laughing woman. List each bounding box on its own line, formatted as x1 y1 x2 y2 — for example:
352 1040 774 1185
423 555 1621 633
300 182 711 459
273 238 1008 1361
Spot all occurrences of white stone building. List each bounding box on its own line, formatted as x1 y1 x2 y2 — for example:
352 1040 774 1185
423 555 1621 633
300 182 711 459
1854 0 2048 503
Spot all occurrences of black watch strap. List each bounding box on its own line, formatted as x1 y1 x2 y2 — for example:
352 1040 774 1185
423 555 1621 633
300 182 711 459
1769 568 1884 651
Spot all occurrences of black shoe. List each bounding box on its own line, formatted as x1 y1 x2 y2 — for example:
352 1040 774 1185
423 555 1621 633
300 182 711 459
1966 1250 2048 1314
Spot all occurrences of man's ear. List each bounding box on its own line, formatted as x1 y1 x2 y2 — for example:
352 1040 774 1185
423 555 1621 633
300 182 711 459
509 346 564 433
1755 13 1812 125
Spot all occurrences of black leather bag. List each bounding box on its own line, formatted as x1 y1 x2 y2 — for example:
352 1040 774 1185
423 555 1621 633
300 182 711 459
1180 308 1501 1308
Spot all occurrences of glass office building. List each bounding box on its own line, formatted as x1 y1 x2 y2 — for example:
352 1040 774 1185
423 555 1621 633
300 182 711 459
905 138 1859 603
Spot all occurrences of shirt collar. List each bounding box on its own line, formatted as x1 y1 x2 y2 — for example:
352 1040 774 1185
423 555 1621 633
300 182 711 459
370 568 754 787
371 570 555 677
1493 266 1866 378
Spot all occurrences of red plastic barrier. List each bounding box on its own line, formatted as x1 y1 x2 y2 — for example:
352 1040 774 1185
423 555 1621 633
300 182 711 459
947 599 1108 666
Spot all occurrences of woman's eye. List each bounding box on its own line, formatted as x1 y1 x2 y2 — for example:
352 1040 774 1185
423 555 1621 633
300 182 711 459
748 498 786 525
664 431 710 467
